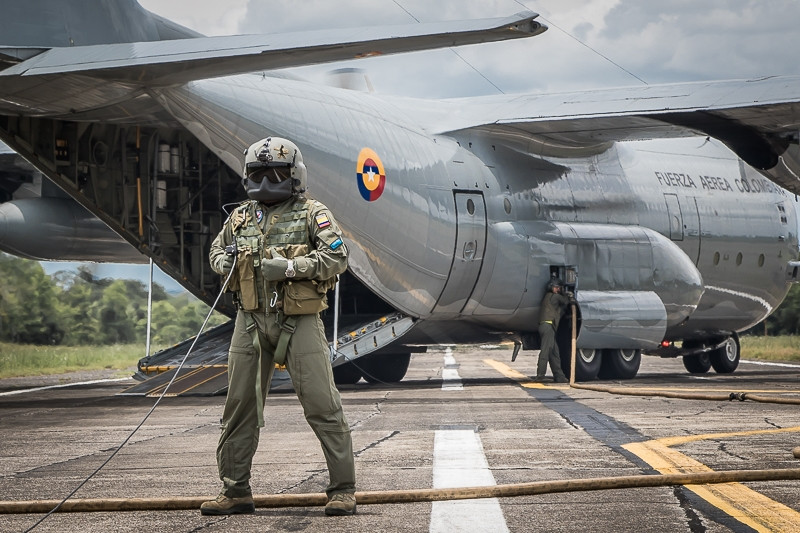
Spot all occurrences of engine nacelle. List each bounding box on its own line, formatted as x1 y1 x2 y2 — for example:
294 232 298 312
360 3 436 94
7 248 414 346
551 222 704 349
0 197 146 263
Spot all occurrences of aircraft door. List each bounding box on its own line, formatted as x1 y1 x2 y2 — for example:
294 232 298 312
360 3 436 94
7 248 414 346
665 193 701 265
664 193 683 241
433 192 487 315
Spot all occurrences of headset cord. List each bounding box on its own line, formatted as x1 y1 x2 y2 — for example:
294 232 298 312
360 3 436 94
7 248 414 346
25 259 238 533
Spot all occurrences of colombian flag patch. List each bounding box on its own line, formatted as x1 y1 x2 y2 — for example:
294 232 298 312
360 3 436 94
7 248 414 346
315 213 331 228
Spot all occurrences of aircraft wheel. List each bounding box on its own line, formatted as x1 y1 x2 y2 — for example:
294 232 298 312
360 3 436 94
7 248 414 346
332 362 362 385
710 334 740 374
599 349 641 380
682 353 711 373
360 352 411 384
568 348 602 381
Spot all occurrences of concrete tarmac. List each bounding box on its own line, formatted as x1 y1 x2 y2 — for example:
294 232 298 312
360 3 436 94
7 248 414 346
2 347 800 532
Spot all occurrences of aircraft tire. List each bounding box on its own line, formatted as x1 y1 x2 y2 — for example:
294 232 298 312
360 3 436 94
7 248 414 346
710 334 740 374
332 362 363 385
360 352 411 384
574 348 602 381
682 353 712 373
599 349 641 380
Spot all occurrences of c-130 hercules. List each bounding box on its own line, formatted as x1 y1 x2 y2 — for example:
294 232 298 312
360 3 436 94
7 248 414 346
1 0 799 387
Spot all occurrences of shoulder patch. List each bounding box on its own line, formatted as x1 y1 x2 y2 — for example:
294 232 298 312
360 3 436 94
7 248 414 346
315 213 331 228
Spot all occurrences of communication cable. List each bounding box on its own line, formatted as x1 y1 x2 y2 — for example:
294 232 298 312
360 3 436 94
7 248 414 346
22 256 238 533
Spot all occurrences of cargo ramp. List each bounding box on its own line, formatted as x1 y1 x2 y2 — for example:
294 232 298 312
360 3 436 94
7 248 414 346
120 312 415 397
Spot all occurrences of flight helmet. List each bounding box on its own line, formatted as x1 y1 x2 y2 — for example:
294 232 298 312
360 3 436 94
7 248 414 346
546 278 564 292
242 137 307 204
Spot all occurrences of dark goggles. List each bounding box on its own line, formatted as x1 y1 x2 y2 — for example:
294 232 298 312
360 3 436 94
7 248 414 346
245 162 292 184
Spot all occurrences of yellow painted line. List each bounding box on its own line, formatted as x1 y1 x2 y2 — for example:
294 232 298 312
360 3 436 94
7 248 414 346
485 358 800 530
625 436 800 532
483 359 567 389
657 426 800 447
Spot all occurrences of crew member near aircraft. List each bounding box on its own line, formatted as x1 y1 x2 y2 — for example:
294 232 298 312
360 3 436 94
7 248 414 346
536 278 572 383
202 137 356 516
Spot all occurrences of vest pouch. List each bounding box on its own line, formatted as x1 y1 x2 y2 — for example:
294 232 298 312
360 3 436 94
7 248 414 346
237 248 259 311
283 280 328 315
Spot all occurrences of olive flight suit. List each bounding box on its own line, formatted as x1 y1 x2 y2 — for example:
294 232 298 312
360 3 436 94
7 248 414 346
537 290 571 381
208 195 355 500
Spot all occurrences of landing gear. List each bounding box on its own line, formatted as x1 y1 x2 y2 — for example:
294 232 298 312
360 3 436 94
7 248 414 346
599 348 641 379
709 334 740 373
681 334 739 374
358 352 411 384
332 362 363 385
682 353 711 373
561 348 602 381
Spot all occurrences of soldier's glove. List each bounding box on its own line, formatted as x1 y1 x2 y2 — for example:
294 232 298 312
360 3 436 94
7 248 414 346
261 257 289 281
215 255 234 275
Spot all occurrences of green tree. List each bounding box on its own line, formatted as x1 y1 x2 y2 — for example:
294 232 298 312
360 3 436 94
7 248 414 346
0 254 64 343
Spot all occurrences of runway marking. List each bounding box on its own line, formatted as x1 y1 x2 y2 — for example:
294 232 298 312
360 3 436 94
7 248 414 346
483 359 566 389
430 428 509 533
0 378 130 397
624 428 800 533
741 359 800 368
485 358 800 531
442 348 463 391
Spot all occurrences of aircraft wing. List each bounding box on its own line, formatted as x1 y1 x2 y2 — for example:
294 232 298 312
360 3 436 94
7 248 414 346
0 12 544 118
431 76 800 193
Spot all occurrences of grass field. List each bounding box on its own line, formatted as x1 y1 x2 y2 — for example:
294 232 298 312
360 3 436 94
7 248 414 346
739 335 800 362
0 343 156 379
1 336 798 379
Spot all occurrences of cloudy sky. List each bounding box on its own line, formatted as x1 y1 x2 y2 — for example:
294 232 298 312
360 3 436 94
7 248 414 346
138 0 800 98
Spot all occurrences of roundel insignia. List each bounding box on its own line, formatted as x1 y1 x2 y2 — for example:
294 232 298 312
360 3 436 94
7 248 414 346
356 147 386 202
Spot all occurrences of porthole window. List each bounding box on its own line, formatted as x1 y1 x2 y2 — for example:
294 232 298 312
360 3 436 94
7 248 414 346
504 198 512 214
736 252 743 266
466 198 475 215
758 254 765 267
713 252 720 265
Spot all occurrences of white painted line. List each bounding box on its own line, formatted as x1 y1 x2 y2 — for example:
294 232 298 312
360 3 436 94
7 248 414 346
430 428 509 533
740 359 800 368
442 348 463 391
0 378 130 397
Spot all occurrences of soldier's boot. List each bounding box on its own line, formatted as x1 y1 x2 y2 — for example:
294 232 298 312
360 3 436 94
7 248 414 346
200 494 255 515
324 492 357 516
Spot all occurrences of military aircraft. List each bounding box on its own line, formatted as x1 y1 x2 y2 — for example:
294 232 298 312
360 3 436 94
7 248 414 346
1 0 799 390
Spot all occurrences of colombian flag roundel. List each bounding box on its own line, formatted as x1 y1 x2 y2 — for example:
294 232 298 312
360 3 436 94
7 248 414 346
356 147 386 202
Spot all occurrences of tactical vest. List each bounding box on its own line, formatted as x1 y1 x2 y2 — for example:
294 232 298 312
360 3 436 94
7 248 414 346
231 199 316 311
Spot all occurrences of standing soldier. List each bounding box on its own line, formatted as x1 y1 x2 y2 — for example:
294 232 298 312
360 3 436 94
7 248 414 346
202 137 357 516
536 278 571 383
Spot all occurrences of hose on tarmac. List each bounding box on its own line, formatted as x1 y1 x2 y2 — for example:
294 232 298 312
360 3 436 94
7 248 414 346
1 467 800 514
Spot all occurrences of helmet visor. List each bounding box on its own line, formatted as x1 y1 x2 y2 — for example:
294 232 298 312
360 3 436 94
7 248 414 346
246 163 291 184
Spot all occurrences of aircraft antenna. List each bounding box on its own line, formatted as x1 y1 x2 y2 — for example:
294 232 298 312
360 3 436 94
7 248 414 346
513 0 649 86
391 0 506 94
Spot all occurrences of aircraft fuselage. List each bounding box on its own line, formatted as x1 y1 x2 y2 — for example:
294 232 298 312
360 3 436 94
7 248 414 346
156 74 797 349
